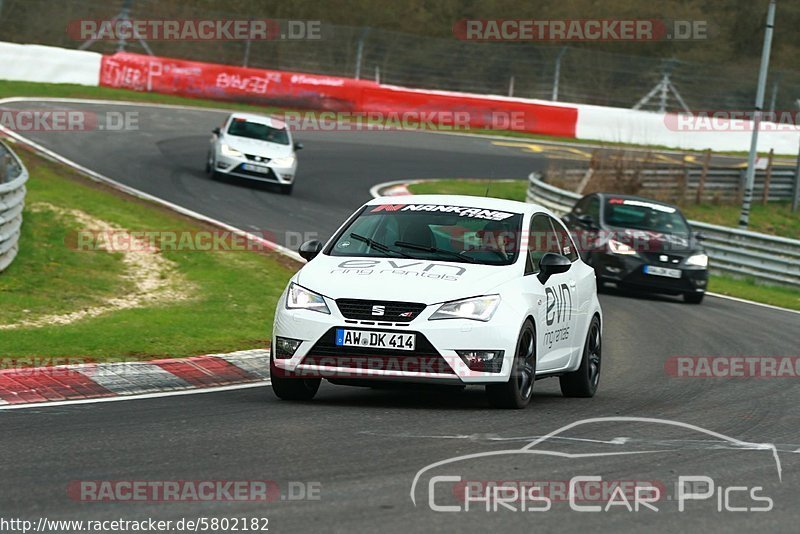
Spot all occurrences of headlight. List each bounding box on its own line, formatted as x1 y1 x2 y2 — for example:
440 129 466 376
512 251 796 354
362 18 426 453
271 156 296 167
286 282 330 314
607 239 637 255
686 253 708 268
220 143 243 157
429 295 501 322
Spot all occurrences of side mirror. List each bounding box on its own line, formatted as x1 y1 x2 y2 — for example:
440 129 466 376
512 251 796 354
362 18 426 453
299 239 323 261
212 127 221 135
294 142 304 151
694 232 706 241
537 253 572 284
578 214 597 229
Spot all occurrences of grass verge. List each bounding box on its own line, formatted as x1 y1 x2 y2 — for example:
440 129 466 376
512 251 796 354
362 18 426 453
407 178 800 311
0 147 298 363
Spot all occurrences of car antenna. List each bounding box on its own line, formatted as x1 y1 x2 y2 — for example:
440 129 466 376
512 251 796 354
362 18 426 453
484 184 491 197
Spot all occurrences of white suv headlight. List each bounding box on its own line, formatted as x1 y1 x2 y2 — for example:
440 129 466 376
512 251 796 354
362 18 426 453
429 295 501 322
286 283 330 314
686 253 708 268
271 156 296 167
220 143 243 157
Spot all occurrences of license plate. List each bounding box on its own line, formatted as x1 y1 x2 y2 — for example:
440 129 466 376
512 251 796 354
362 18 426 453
335 329 416 351
644 265 682 279
243 163 270 174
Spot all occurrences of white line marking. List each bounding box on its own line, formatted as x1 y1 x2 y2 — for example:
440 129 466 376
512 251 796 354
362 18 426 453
0 380 271 411
706 291 800 316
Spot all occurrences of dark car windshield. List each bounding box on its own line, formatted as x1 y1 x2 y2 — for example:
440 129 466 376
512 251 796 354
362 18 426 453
327 204 524 266
227 119 290 145
604 198 691 236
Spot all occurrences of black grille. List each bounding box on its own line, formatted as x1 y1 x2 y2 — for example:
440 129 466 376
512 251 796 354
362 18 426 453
302 327 455 375
244 154 271 162
336 299 427 322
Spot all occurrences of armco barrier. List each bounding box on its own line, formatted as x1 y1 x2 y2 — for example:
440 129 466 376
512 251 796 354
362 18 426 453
0 141 27 273
527 172 800 287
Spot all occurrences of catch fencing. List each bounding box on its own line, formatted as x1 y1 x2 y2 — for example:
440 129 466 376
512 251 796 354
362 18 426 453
527 172 800 286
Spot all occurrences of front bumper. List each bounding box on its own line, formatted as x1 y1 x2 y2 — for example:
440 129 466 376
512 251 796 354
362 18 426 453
594 253 708 295
216 153 296 184
272 298 521 384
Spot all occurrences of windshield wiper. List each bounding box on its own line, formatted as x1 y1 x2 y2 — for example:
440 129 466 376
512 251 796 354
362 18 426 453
394 241 477 263
349 233 412 258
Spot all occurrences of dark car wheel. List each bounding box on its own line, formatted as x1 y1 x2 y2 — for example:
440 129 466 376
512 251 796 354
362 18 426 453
270 351 320 401
206 152 219 180
684 292 704 304
560 315 601 398
486 320 536 409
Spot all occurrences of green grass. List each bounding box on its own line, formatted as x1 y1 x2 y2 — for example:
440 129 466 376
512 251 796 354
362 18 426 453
679 202 800 239
0 148 298 362
408 178 800 311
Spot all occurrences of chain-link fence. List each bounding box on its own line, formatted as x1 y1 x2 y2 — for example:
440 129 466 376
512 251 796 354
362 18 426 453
2 0 800 112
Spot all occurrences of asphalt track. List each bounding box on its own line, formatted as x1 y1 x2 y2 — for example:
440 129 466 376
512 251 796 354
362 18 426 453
2 100 799 533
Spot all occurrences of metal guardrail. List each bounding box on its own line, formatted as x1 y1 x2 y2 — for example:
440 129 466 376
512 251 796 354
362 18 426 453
0 140 27 273
527 172 800 287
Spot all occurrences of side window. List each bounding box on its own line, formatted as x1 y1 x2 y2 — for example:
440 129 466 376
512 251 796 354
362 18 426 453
586 196 600 222
527 214 561 273
573 196 590 215
550 217 579 262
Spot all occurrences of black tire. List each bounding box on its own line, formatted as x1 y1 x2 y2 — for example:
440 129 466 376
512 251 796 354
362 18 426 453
278 183 294 195
269 351 320 401
560 315 601 397
683 292 704 304
206 152 219 180
486 320 536 409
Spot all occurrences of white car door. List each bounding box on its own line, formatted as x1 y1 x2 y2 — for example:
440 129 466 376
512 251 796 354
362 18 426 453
527 214 579 372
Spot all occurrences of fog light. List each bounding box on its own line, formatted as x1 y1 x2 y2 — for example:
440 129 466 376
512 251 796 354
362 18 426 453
456 350 504 373
275 337 302 359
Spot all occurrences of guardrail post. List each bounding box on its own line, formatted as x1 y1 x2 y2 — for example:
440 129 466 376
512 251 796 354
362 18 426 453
696 149 711 204
762 148 774 205
793 140 800 212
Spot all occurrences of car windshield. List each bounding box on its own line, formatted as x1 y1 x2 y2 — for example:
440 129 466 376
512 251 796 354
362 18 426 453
327 203 524 266
227 119 290 145
604 198 691 236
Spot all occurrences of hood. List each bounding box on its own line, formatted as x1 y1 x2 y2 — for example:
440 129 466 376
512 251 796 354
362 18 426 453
222 134 293 158
606 227 702 256
296 254 520 304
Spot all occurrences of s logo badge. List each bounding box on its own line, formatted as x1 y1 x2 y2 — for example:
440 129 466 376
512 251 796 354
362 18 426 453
371 305 385 316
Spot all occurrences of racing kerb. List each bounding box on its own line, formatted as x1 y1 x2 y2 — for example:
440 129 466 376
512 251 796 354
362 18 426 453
526 172 800 287
0 140 27 273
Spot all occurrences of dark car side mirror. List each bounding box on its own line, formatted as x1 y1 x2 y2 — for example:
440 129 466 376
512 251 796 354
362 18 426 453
694 231 706 241
578 214 597 229
538 253 572 284
299 239 323 261
212 127 221 135
294 142 304 150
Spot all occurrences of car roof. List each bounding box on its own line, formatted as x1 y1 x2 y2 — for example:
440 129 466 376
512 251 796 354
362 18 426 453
228 112 286 129
368 194 548 216
593 192 679 210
